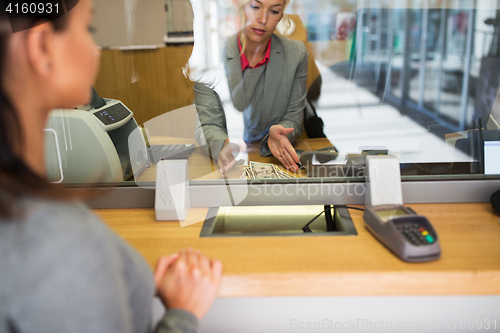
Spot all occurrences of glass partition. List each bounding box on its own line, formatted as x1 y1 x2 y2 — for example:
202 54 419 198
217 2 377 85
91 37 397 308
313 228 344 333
46 0 500 190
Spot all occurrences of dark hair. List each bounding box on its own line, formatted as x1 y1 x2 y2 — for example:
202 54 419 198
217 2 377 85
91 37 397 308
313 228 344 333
0 12 71 217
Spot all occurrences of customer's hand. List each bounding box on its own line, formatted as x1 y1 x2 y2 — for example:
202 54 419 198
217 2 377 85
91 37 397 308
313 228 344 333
268 125 300 172
154 249 223 320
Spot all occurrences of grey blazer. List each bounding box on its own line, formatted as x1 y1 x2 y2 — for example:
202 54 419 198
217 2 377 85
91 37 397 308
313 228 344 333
194 33 308 158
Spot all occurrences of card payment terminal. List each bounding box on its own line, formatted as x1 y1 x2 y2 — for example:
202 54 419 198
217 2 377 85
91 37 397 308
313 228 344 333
364 156 441 262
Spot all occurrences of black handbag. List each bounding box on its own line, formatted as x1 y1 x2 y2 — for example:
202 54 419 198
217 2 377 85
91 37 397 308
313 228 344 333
303 97 326 138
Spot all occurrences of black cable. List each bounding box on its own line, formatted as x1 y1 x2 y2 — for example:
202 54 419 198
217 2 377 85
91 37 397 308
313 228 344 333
324 205 335 231
302 205 365 233
302 210 326 233
334 205 365 212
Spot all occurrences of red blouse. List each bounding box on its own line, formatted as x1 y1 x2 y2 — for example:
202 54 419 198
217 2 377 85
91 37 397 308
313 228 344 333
238 35 272 72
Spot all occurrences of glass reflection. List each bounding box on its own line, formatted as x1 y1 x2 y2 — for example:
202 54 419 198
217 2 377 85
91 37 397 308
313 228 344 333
194 0 307 175
45 0 500 185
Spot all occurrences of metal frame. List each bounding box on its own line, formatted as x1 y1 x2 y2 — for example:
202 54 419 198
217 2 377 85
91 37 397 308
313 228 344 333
459 8 476 130
199 206 357 238
434 6 448 114
418 1 429 110
84 179 500 209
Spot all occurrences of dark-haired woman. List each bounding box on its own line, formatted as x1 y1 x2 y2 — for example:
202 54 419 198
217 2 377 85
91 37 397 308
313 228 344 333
0 1 221 332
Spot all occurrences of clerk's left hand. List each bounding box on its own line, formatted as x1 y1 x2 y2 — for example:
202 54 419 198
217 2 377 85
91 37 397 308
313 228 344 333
268 125 300 172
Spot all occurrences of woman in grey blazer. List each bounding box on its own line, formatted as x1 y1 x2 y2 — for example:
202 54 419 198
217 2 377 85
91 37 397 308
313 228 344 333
194 0 308 173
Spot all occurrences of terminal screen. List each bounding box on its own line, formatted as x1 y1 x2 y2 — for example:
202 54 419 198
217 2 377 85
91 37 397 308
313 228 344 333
375 208 408 223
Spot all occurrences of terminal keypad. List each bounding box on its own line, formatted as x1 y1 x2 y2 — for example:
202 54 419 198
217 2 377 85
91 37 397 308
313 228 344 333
396 223 434 246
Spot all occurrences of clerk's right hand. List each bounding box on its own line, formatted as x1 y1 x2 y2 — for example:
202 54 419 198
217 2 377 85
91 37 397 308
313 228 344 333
268 125 300 172
154 249 223 320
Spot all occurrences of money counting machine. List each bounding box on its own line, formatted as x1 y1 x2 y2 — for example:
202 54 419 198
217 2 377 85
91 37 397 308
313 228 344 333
44 90 148 183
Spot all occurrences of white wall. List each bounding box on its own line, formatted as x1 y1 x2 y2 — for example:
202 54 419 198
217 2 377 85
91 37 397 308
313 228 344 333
92 0 167 47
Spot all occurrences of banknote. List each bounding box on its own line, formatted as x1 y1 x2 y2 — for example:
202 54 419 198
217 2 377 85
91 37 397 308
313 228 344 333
250 161 277 179
239 162 296 179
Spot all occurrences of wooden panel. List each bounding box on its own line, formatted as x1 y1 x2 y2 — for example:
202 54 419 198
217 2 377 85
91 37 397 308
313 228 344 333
95 202 500 297
94 45 195 126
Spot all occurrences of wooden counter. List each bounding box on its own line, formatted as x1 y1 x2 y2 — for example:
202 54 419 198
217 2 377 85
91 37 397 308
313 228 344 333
95 202 500 297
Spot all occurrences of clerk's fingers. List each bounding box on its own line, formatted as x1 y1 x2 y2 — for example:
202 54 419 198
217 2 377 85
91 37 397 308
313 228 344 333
219 150 232 166
219 154 228 166
225 151 236 165
218 159 237 177
285 151 299 172
224 158 237 172
284 128 295 136
218 153 231 176
218 145 238 176
274 153 289 170
285 144 300 164
277 126 294 136
276 139 296 170
283 146 299 172
218 159 228 178
282 149 296 170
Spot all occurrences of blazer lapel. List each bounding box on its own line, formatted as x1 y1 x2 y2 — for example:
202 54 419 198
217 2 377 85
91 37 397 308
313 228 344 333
225 35 246 111
261 34 284 127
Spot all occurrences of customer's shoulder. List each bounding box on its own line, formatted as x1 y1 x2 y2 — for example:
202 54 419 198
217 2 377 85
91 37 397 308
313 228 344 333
0 198 113 276
26 198 103 233
0 198 153 329
3 197 145 277
4 198 118 251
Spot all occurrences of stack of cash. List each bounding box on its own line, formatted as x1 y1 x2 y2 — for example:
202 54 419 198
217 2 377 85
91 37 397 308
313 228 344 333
240 161 294 179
